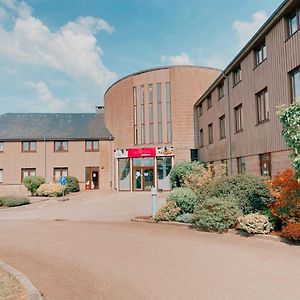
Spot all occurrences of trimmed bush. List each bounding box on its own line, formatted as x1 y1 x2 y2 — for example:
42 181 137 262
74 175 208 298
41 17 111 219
0 196 30 207
155 201 181 222
198 175 273 214
238 213 273 234
175 213 194 224
66 176 80 193
36 183 66 197
193 196 241 233
170 161 205 188
281 223 300 241
23 176 45 196
167 187 197 214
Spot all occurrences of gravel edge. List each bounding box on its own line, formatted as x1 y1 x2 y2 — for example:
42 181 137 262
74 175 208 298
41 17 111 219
0 261 43 300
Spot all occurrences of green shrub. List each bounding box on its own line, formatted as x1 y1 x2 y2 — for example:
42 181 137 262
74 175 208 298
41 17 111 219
36 183 66 197
170 161 205 188
261 209 282 231
238 213 273 234
167 187 197 213
23 176 45 196
175 213 194 224
193 196 242 232
0 196 30 207
66 176 80 193
198 175 273 214
155 201 181 221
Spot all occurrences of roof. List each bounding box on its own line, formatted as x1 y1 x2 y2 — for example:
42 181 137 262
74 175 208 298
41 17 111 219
0 113 114 141
104 65 222 97
194 0 291 106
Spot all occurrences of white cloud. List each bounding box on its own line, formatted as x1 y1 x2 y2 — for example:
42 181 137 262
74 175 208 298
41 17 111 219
161 52 194 65
0 0 117 112
233 11 268 47
26 81 67 112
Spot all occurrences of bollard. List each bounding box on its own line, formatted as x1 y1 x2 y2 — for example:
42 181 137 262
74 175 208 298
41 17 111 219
151 186 157 218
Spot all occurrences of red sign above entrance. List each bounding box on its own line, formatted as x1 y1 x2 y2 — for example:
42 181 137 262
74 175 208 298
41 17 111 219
128 148 156 158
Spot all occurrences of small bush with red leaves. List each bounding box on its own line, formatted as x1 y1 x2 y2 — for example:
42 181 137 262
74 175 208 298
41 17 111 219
281 223 300 241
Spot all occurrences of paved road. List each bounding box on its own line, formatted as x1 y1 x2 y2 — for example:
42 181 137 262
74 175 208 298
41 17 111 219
1 220 300 300
0 192 300 299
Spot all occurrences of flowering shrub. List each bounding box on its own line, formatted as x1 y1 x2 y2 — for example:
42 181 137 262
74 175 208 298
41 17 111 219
154 201 181 221
238 213 273 234
193 196 241 233
281 223 300 241
36 183 66 197
267 169 300 225
167 187 197 214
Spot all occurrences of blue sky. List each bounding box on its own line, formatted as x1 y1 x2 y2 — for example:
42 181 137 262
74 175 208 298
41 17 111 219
0 0 283 113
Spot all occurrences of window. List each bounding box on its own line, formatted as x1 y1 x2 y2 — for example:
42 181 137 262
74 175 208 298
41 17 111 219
255 43 267 66
54 168 68 181
190 149 198 161
288 8 300 36
221 159 228 175
133 86 138 145
54 141 68 152
260 153 271 177
219 114 226 139
85 140 99 152
166 82 171 143
0 169 3 183
233 66 241 86
256 89 270 123
208 123 213 144
22 141 36 152
141 85 145 144
207 95 212 110
237 157 246 174
234 104 243 133
149 84 154 144
0 142 3 152
199 129 204 148
157 83 162 143
198 103 203 117
218 83 224 99
21 168 36 182
291 67 300 103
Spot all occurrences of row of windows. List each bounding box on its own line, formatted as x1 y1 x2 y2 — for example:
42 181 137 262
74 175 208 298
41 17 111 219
133 82 171 145
212 153 271 177
0 141 99 153
0 167 69 184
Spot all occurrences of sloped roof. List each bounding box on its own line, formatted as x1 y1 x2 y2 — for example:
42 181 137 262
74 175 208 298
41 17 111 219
0 113 113 141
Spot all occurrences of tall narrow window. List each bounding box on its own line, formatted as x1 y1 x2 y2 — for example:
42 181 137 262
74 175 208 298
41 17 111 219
133 86 138 144
207 95 212 110
148 84 154 144
0 142 3 152
198 103 203 117
157 83 162 143
166 82 171 143
256 89 269 123
237 157 246 174
233 66 241 86
219 114 226 139
141 85 145 144
208 123 213 144
291 67 300 103
218 83 224 99
260 153 271 177
288 9 300 36
255 43 267 66
0 169 3 183
199 129 204 148
234 104 243 133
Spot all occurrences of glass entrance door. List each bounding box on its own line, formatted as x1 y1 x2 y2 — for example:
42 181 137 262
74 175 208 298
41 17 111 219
143 168 154 191
133 168 143 191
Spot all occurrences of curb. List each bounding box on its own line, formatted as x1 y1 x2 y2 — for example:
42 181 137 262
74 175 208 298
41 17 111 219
0 261 43 300
132 218 299 245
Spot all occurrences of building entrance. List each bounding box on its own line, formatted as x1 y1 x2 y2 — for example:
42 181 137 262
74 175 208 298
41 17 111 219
86 167 99 189
133 167 154 191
